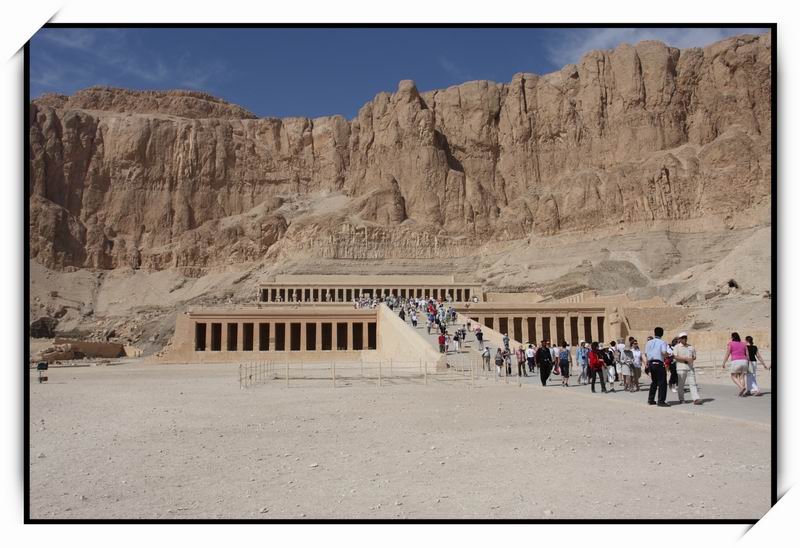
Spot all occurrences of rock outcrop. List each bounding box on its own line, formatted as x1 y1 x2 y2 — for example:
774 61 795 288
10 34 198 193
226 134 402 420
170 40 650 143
29 33 771 272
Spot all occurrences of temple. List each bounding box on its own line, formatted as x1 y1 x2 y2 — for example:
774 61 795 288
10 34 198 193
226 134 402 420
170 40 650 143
162 275 692 365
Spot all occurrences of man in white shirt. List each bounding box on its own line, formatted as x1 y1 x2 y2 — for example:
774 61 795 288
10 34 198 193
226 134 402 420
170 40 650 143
673 332 701 405
645 327 671 407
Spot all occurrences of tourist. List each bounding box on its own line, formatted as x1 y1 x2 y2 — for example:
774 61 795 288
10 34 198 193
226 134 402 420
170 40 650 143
426 315 432 335
410 310 418 328
482 345 491 371
576 341 589 385
516 345 527 377
558 342 572 387
399 308 406 322
495 348 504 377
475 326 484 350
536 340 553 386
525 343 536 374
619 342 634 392
602 342 616 392
745 335 769 396
503 349 512 376
645 327 671 407
588 341 607 393
673 332 701 404
667 337 679 393
453 330 461 353
720 332 749 397
630 340 644 391
438 332 446 354
503 333 510 353
445 332 453 353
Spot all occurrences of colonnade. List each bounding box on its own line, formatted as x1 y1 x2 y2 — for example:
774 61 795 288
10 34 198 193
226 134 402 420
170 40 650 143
259 286 477 303
468 313 607 346
193 318 378 353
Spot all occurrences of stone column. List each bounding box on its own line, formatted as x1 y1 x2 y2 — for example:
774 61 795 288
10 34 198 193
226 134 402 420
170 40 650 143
332 322 339 351
522 317 530 343
300 321 307 351
565 315 573 346
347 321 354 350
534 316 543 344
254 322 261 351
591 316 600 343
316 321 322 350
221 322 229 352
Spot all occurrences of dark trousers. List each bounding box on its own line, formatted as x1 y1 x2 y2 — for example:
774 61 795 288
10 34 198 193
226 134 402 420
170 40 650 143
648 361 668 403
527 357 534 372
539 364 552 386
590 368 606 392
518 361 527 376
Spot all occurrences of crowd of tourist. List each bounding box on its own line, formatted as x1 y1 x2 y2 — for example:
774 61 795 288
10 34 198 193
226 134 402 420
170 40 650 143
373 293 770 407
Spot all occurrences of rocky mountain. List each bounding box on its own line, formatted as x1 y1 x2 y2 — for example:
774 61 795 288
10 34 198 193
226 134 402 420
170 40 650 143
28 32 772 348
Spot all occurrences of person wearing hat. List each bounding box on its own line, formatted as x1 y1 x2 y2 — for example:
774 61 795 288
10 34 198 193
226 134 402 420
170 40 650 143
673 332 701 404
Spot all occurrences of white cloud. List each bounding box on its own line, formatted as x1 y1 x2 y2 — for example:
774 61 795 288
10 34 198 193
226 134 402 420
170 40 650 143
547 27 770 68
438 55 471 82
31 28 231 95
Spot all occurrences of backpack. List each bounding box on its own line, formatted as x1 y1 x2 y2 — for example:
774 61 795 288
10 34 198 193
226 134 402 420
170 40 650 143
602 349 614 366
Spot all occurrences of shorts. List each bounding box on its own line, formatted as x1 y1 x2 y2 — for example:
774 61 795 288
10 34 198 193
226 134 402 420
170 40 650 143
561 365 570 378
619 363 632 377
730 359 748 374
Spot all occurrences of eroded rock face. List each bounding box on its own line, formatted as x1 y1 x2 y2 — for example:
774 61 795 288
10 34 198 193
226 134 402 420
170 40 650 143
29 33 771 271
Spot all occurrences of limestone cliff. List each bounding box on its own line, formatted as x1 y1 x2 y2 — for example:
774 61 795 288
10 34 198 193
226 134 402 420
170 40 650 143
29 32 771 273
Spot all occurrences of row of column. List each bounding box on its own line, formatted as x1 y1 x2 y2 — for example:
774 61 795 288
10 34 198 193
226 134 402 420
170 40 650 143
260 286 474 303
469 314 606 346
194 320 377 352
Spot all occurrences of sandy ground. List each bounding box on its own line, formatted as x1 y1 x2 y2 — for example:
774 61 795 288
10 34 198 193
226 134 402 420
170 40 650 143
28 359 771 520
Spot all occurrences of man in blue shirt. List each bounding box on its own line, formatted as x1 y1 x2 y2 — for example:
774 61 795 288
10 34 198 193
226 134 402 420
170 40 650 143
645 327 671 407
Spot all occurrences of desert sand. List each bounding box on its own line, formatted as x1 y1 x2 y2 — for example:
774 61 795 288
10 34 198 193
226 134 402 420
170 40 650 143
29 358 770 520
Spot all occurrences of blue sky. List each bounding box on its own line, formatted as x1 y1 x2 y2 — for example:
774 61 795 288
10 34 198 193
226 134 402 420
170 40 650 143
30 27 769 119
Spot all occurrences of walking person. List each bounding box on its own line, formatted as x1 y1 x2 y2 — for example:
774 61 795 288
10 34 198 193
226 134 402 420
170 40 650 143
576 341 589 385
482 345 491 372
588 341 607 393
494 348 504 377
437 332 446 354
558 342 572 386
720 332 750 397
536 340 553 386
745 336 769 396
516 345 527 377
453 330 461 353
475 327 484 350
645 327 671 407
673 332 701 405
502 333 510 353
525 344 536 375
410 311 418 328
